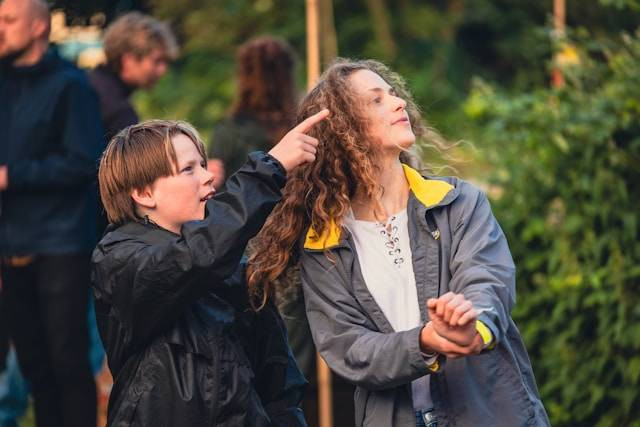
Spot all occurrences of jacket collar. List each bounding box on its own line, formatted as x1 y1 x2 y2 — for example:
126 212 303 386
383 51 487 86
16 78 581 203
93 64 135 97
304 165 457 251
3 47 59 77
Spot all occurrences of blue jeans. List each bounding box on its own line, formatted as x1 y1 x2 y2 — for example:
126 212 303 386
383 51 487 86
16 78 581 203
416 409 437 427
87 296 105 375
0 350 28 427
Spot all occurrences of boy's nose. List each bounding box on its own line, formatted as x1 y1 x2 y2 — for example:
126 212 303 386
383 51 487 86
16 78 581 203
202 167 214 186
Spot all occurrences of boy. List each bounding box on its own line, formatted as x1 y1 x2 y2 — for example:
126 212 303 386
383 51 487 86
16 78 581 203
92 113 327 426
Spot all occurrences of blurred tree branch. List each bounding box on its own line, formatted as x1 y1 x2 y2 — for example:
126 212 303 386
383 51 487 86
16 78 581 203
363 0 396 59
320 0 338 67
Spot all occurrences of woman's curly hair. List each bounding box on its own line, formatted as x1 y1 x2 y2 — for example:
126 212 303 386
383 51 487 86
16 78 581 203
247 58 444 310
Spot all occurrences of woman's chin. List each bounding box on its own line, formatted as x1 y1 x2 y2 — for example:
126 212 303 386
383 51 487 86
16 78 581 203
378 135 415 154
396 138 416 151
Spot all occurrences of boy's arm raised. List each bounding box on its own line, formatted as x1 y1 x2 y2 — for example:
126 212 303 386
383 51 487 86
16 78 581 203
183 108 329 277
94 111 329 351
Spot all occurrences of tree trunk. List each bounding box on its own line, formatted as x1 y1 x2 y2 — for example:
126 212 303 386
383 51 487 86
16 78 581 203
319 0 338 68
363 0 396 60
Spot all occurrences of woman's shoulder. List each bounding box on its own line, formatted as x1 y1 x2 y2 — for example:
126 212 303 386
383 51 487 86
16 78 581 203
424 175 480 192
416 176 494 229
427 176 487 203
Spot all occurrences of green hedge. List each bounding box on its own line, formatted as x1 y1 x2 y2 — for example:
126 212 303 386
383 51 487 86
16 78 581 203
465 31 640 426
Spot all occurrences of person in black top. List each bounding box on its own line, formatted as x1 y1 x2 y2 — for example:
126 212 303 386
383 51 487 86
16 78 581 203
0 0 104 425
208 36 298 189
92 114 327 425
88 12 178 142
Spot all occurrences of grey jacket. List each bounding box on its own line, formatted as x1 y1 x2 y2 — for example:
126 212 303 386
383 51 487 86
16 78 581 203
300 166 549 427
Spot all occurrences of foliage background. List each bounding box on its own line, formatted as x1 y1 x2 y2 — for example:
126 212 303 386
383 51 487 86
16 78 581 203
466 29 640 425
48 1 640 425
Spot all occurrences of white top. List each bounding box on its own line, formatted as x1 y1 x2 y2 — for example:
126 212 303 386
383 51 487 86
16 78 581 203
343 208 421 332
344 208 433 411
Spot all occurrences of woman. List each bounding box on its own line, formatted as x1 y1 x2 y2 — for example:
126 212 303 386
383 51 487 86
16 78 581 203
208 36 297 187
248 59 549 426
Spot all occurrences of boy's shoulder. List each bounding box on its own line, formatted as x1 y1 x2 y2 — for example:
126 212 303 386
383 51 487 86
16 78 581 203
93 221 178 268
100 221 177 247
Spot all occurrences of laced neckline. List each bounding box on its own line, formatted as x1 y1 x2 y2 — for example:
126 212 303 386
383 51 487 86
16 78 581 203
349 209 408 268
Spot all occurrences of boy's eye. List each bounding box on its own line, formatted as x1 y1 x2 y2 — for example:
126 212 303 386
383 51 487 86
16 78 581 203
181 166 193 173
372 97 382 104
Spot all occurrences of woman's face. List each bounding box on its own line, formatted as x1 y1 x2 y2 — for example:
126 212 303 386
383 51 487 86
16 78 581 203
348 69 416 152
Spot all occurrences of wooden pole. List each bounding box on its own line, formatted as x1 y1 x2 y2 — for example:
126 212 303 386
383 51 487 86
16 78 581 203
306 3 333 427
552 0 566 87
306 0 321 91
553 0 566 34
316 354 334 427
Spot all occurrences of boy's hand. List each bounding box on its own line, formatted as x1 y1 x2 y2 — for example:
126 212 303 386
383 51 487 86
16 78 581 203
427 292 478 346
268 109 330 172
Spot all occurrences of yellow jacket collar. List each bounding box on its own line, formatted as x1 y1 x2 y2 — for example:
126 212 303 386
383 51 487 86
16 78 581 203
304 165 454 250
401 164 455 209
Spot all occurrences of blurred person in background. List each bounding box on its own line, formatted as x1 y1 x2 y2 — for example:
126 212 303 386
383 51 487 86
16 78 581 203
208 36 297 189
0 0 104 425
89 11 178 143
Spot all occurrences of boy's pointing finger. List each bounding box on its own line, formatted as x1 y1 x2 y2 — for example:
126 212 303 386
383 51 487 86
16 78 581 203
292 109 330 134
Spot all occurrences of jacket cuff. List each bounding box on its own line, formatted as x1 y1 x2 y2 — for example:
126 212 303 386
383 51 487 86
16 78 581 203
422 352 445 373
476 317 497 350
408 326 433 375
249 151 287 185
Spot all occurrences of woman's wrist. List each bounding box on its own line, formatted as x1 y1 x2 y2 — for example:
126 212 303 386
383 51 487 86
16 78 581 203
419 322 438 355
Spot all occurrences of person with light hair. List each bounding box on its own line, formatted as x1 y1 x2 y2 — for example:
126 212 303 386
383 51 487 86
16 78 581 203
89 12 179 141
91 113 329 425
248 59 550 427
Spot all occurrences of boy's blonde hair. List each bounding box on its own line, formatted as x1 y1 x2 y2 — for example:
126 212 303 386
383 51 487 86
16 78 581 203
99 120 206 225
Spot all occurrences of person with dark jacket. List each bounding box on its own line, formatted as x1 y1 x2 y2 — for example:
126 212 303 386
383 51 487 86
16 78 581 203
88 12 178 143
0 0 103 425
91 115 327 425
208 36 298 189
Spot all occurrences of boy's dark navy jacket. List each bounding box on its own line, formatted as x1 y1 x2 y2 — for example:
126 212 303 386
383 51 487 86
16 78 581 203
91 153 307 426
0 48 104 256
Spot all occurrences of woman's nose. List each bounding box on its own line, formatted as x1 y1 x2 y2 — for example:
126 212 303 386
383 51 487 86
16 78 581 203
393 96 407 111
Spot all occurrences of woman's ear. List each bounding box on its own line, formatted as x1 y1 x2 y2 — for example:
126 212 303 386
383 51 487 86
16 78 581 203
130 186 156 209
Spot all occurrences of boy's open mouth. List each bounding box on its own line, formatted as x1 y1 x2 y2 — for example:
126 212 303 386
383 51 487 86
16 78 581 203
200 191 215 202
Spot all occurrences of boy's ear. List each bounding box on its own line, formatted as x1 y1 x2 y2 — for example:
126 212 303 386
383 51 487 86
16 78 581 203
130 186 156 210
